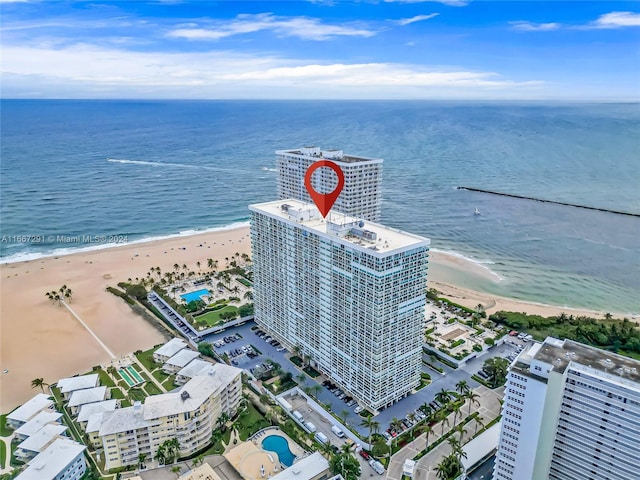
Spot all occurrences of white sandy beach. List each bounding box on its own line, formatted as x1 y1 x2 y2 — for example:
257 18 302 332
0 226 616 412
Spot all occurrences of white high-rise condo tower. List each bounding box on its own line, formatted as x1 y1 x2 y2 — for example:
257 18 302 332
494 336 640 480
276 146 383 222
250 199 429 411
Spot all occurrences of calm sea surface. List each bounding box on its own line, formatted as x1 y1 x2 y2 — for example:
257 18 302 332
1 100 639 313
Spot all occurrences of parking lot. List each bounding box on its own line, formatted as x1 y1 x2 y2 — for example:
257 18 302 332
202 321 520 440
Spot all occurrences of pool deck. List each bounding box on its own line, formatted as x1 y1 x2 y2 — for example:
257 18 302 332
224 429 305 479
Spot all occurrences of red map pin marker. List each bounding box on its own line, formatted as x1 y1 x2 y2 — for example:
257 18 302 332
304 160 345 218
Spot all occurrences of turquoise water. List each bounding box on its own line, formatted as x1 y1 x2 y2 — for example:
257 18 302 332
180 289 209 303
262 435 295 467
1 100 638 314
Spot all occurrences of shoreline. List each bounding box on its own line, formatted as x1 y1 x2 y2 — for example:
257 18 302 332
0 225 626 413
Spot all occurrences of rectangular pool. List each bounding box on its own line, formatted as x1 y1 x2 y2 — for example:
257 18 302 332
180 289 210 303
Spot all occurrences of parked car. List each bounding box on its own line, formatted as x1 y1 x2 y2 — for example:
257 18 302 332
354 406 364 414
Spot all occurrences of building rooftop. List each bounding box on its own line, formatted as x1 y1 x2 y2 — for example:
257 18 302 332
77 399 118 423
98 372 240 436
57 374 99 394
461 423 501 471
15 411 62 437
16 438 85 480
176 359 240 384
85 413 105 434
276 146 382 164
271 452 329 480
144 374 236 420
98 405 155 437
164 349 200 368
68 386 107 408
533 337 640 384
250 199 429 256
7 393 53 424
176 359 213 378
17 423 67 454
154 338 188 358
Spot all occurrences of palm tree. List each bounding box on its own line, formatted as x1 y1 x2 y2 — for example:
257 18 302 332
155 446 166 466
339 409 349 425
419 402 433 421
407 412 416 440
456 424 468 443
138 453 147 468
424 424 434 449
474 415 485 436
311 384 322 398
244 291 253 301
170 465 182 478
296 373 306 386
106 365 117 376
217 412 230 432
361 416 376 445
31 378 47 392
465 391 480 416
293 344 302 359
438 411 450 437
435 388 452 408
165 438 180 463
451 403 462 427
455 380 470 397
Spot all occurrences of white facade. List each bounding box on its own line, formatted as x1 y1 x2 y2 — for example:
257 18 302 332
250 199 429 411
276 146 383 222
16 438 86 480
494 337 640 480
95 371 242 470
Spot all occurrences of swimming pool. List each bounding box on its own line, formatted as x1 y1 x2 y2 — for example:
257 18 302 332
180 289 209 303
261 435 296 467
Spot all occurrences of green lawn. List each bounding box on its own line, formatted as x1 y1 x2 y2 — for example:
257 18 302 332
152 369 170 383
0 414 12 437
135 347 159 371
95 368 116 388
162 375 176 390
129 388 147 403
120 399 131 408
236 403 270 441
0 439 6 469
110 388 125 400
193 306 239 326
144 382 163 396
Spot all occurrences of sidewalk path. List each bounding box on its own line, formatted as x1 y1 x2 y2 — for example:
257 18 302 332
62 301 116 359
385 386 502 480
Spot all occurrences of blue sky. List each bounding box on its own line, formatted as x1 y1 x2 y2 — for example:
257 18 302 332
1 1 639 100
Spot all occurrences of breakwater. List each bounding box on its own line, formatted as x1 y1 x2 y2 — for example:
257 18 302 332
457 187 639 217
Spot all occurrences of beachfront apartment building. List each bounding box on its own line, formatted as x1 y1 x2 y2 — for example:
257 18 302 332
94 369 242 470
250 199 429 411
57 374 99 400
276 146 383 222
15 437 86 480
493 337 640 480
153 338 188 364
6 393 54 429
15 423 68 461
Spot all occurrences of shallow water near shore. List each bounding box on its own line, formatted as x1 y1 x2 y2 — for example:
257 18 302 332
1 100 639 313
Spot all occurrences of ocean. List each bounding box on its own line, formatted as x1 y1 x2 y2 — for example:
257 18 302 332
1 100 639 314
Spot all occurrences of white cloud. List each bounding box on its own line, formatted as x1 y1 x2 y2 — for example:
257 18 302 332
511 11 640 32
167 13 377 41
510 21 561 32
0 43 545 99
590 11 640 29
395 14 439 26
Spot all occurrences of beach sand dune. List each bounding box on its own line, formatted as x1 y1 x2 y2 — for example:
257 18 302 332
0 226 613 413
